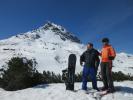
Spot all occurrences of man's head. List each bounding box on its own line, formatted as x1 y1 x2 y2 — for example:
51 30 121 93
87 42 93 49
102 38 109 45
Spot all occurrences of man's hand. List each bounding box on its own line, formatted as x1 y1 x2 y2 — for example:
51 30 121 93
80 62 83 66
109 56 115 60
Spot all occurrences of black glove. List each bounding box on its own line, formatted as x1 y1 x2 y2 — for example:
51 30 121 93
80 62 83 66
109 56 115 60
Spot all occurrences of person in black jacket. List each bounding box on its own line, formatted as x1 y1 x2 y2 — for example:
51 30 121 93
80 43 100 91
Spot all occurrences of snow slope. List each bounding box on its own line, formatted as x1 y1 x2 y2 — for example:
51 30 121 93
0 22 133 75
113 53 133 75
0 81 133 100
0 22 84 74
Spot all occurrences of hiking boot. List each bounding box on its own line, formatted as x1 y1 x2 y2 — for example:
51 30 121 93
101 87 108 91
93 87 100 91
107 88 115 93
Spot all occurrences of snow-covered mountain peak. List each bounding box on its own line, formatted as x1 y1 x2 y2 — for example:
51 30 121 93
41 21 67 32
39 22 81 43
6 22 81 44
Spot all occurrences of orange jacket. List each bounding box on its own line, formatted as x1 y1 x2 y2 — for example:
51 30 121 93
101 45 116 62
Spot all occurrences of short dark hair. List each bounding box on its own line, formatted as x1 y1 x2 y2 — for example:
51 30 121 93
88 42 93 47
102 38 109 43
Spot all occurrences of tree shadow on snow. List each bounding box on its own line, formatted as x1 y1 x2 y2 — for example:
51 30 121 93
33 84 49 89
115 86 133 94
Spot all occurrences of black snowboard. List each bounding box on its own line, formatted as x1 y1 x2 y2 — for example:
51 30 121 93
63 54 77 91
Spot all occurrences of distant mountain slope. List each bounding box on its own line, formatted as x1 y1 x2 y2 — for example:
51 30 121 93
0 22 133 75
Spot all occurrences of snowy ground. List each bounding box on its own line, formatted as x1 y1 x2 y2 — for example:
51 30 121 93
0 81 133 100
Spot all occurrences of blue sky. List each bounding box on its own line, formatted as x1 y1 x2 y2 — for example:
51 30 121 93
0 0 133 53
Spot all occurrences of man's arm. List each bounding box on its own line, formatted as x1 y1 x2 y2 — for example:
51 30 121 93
80 52 85 66
95 50 100 72
109 46 116 60
95 56 100 71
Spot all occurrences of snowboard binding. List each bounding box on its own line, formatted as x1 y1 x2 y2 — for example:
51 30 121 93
62 69 68 83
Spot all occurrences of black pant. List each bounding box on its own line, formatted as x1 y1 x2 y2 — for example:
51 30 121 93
101 62 114 90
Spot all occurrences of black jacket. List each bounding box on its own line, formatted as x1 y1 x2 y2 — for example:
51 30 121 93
80 48 100 69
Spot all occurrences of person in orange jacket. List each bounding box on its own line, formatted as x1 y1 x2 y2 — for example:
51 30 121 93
100 38 116 93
